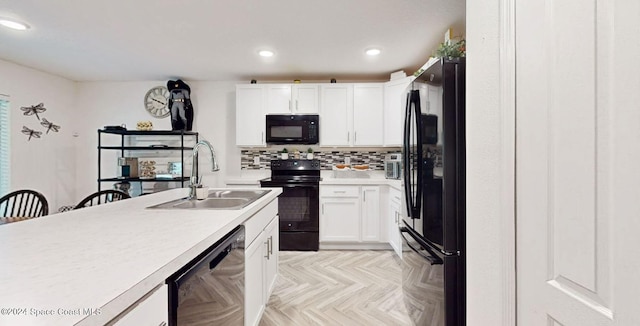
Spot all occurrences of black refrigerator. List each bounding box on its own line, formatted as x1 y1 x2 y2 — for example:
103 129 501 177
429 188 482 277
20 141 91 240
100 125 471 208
400 57 465 326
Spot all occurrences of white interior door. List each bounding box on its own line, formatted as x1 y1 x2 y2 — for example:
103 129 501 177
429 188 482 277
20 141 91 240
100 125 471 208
516 0 640 325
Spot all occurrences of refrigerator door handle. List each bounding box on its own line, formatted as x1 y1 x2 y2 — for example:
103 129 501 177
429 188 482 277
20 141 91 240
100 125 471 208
403 90 423 219
400 229 443 265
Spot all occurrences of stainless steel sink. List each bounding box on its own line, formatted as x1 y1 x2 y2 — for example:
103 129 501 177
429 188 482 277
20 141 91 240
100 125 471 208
147 189 270 210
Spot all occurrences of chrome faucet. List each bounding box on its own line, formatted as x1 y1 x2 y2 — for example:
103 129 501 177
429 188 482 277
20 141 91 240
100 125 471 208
188 140 220 199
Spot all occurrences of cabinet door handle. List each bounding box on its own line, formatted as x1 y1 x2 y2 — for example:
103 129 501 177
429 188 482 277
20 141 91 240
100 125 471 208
334 190 346 194
289 100 292 112
269 236 273 255
264 240 270 259
354 132 357 143
296 100 299 111
347 132 350 142
363 191 366 202
261 132 264 143
322 203 325 214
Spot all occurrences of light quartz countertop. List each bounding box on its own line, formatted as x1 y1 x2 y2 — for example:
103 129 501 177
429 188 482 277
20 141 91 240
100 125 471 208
227 171 403 190
0 187 281 326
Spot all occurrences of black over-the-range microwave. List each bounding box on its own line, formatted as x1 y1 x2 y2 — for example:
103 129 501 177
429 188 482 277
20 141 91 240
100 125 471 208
265 114 319 144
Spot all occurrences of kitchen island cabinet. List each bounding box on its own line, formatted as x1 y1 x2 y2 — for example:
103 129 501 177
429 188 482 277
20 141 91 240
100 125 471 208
0 187 281 326
243 200 279 326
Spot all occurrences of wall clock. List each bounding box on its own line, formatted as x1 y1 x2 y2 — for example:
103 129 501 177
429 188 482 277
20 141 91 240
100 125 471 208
144 86 170 118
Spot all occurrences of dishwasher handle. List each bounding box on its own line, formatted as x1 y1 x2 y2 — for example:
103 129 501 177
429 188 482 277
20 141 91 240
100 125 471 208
209 246 231 270
168 225 244 288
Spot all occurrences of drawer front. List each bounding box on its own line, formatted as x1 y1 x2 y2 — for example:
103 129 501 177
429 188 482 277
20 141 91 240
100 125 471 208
113 284 168 326
389 188 402 204
320 186 359 197
243 199 278 247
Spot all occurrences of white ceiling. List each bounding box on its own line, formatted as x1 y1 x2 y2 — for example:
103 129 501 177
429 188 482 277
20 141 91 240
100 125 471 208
0 0 465 82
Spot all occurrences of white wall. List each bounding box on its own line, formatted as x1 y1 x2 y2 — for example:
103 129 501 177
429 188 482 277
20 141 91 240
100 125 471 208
74 81 242 199
0 59 78 211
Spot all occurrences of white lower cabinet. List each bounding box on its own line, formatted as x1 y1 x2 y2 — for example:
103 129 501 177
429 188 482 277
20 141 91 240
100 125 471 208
113 284 168 326
263 217 279 299
320 185 382 243
320 197 360 242
245 235 265 326
243 200 279 326
388 188 403 258
360 186 381 242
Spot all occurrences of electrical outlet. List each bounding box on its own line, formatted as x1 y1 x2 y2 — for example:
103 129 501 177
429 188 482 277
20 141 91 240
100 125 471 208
344 157 351 165
254 157 261 165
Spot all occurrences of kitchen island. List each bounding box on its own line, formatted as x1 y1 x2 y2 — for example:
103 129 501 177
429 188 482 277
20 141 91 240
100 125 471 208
0 187 281 325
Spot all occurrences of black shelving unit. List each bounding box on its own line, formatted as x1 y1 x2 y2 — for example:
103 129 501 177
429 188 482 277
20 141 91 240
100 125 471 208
97 129 199 193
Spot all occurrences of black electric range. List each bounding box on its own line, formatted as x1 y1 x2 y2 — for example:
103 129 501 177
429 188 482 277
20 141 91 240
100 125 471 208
260 159 321 251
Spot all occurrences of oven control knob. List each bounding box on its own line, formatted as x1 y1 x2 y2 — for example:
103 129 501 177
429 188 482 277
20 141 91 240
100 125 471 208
288 223 292 227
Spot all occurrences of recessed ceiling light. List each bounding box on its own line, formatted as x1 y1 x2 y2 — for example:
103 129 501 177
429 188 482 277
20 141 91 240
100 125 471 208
0 18 30 31
258 50 274 57
365 48 381 56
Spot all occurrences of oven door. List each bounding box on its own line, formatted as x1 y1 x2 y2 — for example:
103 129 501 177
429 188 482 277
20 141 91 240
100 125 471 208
263 183 319 231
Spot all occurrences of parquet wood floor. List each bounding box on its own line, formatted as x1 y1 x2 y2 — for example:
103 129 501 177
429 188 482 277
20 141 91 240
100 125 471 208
259 250 412 326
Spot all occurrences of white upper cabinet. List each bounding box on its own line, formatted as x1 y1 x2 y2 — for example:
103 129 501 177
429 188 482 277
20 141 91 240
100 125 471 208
236 85 266 147
292 84 320 113
353 83 384 146
384 77 414 146
265 84 319 114
319 84 353 146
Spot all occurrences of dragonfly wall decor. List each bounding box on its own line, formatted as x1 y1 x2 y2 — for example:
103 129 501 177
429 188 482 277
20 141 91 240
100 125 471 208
40 118 60 134
21 126 42 141
20 103 46 120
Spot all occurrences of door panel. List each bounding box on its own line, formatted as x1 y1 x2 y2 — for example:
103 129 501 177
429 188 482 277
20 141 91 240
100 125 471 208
516 0 639 324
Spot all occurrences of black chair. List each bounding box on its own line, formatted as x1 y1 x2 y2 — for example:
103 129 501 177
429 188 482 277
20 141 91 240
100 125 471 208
73 190 131 210
0 189 49 218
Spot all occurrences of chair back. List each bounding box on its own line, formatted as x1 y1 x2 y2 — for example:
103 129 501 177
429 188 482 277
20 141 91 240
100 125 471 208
0 189 49 218
74 190 131 209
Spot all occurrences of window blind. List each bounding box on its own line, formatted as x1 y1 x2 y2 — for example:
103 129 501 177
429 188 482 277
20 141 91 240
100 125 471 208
0 96 10 196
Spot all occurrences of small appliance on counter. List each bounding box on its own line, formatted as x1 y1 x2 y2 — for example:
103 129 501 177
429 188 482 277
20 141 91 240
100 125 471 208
384 153 402 179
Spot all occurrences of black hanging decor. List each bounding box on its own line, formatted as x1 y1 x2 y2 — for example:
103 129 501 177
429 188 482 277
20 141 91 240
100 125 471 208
167 79 194 131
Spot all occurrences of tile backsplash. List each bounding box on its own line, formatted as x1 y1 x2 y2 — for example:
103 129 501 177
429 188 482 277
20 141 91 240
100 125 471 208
241 149 404 170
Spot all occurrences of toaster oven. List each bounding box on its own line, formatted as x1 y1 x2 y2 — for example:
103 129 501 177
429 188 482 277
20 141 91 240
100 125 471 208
384 153 402 179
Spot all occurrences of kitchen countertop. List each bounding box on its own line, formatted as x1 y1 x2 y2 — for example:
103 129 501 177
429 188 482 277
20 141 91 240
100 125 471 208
227 172 403 190
0 187 281 325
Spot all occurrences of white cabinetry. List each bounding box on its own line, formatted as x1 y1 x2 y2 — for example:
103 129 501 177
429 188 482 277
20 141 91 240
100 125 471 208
388 188 403 258
384 77 414 146
319 83 385 147
265 84 319 114
263 217 279 298
353 84 384 146
320 185 382 244
361 186 381 241
243 200 279 326
320 186 360 241
113 285 168 326
319 84 353 146
236 85 266 147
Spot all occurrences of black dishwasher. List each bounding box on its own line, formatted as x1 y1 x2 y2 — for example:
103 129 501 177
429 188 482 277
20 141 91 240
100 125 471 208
167 226 245 326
